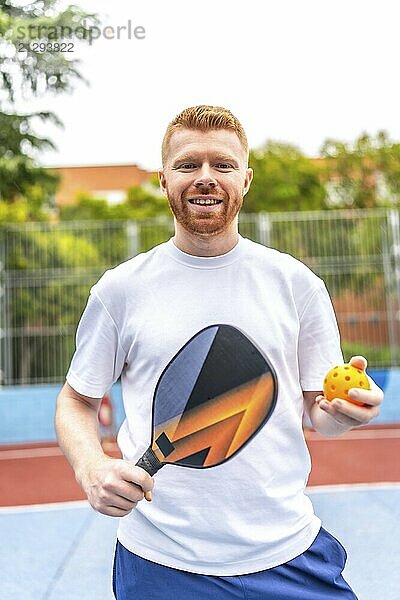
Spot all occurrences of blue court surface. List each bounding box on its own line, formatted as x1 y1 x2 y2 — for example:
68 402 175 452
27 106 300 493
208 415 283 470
0 484 399 600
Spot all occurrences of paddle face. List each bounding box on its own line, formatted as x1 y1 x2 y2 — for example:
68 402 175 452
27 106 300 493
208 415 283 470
147 324 278 471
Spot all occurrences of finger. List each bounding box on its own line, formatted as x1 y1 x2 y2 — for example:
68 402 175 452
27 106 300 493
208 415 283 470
105 481 146 504
349 355 368 371
108 494 139 512
96 483 141 507
123 463 155 495
118 481 153 503
95 503 136 518
318 399 360 426
348 386 383 407
98 462 153 506
90 492 138 516
329 398 380 424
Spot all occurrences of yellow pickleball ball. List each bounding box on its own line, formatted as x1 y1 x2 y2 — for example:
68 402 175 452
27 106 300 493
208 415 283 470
323 364 370 406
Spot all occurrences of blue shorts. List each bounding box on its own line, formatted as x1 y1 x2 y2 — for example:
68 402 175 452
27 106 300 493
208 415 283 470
112 526 357 599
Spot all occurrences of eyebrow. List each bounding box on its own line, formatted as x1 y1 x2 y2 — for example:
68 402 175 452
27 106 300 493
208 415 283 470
171 154 239 167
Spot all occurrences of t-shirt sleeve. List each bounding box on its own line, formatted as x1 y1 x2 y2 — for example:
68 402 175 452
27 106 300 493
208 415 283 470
66 288 127 398
298 282 343 391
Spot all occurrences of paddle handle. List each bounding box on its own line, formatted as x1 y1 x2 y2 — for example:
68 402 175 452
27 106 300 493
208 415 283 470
136 447 163 500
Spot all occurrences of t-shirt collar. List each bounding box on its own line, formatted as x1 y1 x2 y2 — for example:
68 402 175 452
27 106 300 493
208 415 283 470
164 235 245 269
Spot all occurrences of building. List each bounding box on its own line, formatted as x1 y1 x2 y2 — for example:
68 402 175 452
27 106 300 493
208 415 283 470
48 163 156 207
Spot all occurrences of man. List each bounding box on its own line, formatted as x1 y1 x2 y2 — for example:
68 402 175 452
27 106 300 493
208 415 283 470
55 105 383 599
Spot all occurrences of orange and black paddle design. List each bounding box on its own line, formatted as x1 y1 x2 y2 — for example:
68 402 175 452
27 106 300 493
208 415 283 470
136 324 278 476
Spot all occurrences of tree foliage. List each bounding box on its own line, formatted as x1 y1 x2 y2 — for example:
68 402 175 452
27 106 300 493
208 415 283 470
245 142 326 213
0 0 101 382
0 154 59 202
58 184 173 254
58 184 170 222
0 0 98 202
0 0 97 103
3 223 106 382
320 131 400 208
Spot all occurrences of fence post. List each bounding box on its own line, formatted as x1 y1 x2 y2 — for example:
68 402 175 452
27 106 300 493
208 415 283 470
0 231 12 385
386 209 400 366
126 221 139 257
0 244 4 385
257 212 271 246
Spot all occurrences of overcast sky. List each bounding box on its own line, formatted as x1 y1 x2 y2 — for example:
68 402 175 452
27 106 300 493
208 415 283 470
29 0 400 171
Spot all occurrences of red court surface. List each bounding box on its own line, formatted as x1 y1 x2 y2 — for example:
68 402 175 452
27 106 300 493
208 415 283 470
1 425 399 507
307 423 400 486
0 441 120 506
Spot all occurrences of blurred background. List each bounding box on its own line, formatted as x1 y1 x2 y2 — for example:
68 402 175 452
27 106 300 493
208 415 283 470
1 1 400 598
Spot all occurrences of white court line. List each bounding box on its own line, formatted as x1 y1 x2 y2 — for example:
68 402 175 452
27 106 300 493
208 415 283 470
307 482 400 494
0 446 62 460
306 428 400 441
1 483 400 514
0 500 89 514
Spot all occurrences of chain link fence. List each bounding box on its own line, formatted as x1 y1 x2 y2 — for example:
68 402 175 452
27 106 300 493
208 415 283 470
1 209 399 385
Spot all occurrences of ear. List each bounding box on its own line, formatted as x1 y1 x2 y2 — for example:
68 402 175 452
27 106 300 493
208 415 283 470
158 169 167 195
243 168 253 196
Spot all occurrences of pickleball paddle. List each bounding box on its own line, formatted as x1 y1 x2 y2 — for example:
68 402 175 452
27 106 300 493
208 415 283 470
136 324 278 477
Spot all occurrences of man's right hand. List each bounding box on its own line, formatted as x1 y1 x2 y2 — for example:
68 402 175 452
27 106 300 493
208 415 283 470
78 457 154 517
55 383 154 517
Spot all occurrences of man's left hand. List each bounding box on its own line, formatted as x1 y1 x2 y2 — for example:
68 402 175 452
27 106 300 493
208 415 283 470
316 355 384 428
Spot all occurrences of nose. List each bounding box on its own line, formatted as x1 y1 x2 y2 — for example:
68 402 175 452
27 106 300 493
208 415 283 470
194 165 217 188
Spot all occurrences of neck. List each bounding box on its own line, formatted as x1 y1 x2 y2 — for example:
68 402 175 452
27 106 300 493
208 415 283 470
173 223 239 257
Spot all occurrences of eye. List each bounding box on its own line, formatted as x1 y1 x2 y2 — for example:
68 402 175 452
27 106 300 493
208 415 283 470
179 163 197 170
215 163 233 170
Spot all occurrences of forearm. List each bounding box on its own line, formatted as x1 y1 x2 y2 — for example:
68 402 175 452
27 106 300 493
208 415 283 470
55 387 106 484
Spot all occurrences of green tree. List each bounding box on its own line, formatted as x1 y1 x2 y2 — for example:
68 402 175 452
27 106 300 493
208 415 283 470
2 223 106 382
245 142 326 213
0 0 97 102
0 1 104 382
320 131 400 208
0 153 59 204
59 182 172 253
0 0 98 204
59 183 170 222
373 132 400 203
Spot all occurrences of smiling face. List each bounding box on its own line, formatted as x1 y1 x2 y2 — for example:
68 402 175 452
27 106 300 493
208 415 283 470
159 128 253 252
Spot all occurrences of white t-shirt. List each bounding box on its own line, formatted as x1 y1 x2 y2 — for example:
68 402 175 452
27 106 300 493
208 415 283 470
66 234 343 575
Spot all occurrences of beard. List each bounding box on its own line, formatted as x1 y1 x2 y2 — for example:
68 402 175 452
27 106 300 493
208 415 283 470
166 190 244 236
